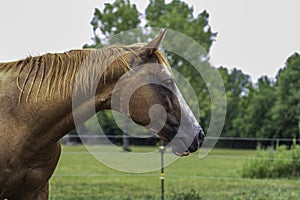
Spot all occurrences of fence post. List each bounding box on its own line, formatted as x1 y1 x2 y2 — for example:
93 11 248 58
159 141 165 200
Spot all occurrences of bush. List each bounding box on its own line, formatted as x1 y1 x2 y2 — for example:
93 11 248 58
241 140 300 178
170 189 202 200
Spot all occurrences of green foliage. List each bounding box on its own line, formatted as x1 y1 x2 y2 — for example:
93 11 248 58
249 77 276 138
83 0 300 142
170 189 202 200
272 53 300 139
84 0 217 134
219 67 252 137
224 53 300 140
241 142 300 178
232 76 276 138
84 0 140 48
227 53 300 140
146 0 216 53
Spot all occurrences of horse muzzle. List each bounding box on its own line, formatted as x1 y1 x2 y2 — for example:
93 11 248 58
171 128 205 157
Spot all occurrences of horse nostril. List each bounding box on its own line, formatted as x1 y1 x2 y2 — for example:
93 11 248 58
188 139 199 153
199 130 205 139
198 129 206 147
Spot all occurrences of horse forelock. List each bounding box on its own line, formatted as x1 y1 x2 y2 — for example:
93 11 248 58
0 45 170 103
154 50 171 72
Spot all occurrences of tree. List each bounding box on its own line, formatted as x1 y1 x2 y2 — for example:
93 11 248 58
250 76 276 138
233 76 276 139
84 0 217 135
219 67 252 137
272 53 300 139
232 53 300 142
146 0 215 52
84 0 141 48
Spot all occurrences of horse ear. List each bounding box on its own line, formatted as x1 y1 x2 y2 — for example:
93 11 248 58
138 29 167 59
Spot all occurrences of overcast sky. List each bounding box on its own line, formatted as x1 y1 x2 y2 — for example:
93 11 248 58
0 0 299 82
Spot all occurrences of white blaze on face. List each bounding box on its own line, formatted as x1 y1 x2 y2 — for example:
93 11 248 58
162 64 202 141
175 84 202 134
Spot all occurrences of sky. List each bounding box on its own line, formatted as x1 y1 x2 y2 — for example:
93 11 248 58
0 0 299 82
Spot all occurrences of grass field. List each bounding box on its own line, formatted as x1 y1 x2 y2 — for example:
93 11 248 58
49 145 300 200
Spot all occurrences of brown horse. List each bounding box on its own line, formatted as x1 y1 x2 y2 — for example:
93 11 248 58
0 30 205 199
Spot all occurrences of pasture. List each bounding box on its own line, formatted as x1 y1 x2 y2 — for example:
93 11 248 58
50 146 300 200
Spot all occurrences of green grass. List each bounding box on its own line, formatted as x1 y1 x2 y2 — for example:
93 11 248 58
49 146 300 200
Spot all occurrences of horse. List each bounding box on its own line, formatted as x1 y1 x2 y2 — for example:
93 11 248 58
0 29 205 199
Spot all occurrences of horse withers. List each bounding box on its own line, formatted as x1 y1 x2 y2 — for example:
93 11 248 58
0 29 205 199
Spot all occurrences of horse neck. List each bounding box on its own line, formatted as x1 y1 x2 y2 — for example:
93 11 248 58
0 49 131 150
14 49 129 146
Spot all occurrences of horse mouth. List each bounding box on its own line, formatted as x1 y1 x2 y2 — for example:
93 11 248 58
171 130 205 157
155 125 205 157
174 151 190 157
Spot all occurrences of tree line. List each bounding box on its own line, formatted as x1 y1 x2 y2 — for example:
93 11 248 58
80 0 300 143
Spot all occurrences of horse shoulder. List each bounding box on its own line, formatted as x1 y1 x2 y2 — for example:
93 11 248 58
0 141 61 199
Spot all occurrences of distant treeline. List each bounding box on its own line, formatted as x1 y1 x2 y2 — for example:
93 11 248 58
71 0 300 147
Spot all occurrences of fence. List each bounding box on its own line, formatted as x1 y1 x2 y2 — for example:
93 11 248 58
62 134 300 149
54 139 300 181
53 133 300 198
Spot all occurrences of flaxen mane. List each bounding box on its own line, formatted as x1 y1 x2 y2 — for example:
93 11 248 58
0 45 170 102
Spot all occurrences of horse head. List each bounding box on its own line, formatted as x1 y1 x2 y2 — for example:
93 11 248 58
111 30 205 156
